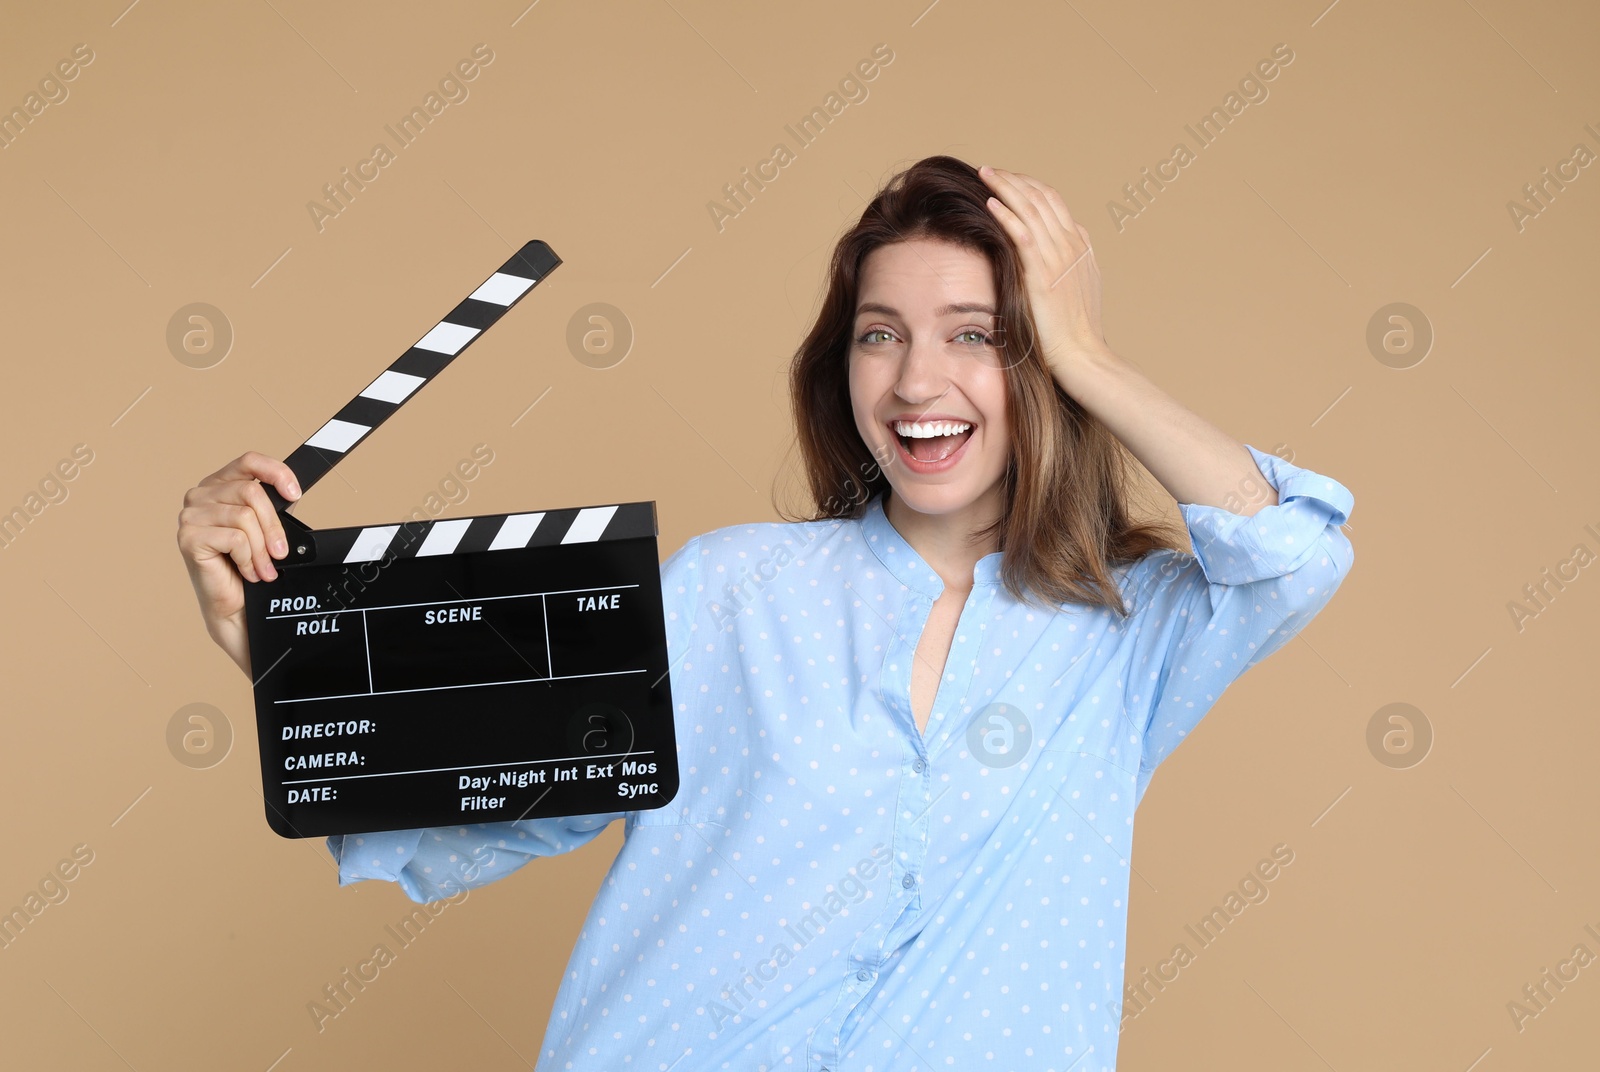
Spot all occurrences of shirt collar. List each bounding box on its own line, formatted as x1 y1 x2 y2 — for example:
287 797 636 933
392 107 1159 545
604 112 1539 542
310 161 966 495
860 494 1004 598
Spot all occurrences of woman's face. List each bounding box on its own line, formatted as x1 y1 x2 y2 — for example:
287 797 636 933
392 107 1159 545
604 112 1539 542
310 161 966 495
848 237 1011 520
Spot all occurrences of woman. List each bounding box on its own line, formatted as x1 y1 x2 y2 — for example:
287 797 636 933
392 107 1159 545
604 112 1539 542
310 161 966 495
177 155 1354 1071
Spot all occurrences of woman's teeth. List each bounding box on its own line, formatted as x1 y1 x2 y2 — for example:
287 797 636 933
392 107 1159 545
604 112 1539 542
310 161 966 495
892 419 975 463
892 420 972 438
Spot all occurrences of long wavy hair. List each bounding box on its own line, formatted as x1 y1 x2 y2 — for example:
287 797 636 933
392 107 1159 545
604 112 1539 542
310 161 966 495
780 154 1187 617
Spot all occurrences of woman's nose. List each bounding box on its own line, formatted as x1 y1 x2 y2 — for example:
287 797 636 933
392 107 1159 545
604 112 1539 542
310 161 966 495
893 337 953 403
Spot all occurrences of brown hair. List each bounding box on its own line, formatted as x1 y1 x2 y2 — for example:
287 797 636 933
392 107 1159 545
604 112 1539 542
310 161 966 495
780 154 1187 618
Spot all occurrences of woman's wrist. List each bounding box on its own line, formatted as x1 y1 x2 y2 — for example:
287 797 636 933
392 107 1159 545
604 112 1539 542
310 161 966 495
206 613 251 679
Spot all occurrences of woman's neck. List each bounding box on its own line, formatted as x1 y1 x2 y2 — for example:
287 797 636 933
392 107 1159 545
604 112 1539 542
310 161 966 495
883 487 1003 593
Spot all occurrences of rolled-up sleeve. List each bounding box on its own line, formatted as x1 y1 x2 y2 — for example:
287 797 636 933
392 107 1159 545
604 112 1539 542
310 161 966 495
325 814 622 904
323 533 704 903
1123 444 1355 806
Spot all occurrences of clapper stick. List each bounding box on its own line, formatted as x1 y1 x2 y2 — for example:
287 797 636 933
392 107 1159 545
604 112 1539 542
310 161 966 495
264 240 561 521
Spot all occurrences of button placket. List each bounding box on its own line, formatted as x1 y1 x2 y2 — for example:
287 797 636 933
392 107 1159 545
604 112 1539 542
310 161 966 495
808 781 921 1072
818 498 934 1072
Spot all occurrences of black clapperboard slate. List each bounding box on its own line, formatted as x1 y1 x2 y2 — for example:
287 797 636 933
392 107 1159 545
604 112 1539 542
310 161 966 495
243 241 678 839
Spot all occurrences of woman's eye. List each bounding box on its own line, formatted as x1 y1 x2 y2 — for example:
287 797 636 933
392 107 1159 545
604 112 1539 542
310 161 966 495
857 328 992 345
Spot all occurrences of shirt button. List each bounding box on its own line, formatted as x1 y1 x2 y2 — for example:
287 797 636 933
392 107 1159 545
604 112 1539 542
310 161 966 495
912 758 926 773
902 872 916 889
857 969 871 982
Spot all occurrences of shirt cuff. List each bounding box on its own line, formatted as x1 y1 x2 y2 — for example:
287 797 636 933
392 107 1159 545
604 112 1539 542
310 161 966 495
326 829 425 888
1178 444 1355 587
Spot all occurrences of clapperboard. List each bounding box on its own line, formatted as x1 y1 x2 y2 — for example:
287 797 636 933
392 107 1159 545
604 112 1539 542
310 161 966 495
242 240 678 839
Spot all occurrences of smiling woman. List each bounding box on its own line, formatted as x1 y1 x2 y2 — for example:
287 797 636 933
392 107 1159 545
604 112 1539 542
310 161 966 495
788 155 1187 614
182 153 1354 1072
846 240 1013 560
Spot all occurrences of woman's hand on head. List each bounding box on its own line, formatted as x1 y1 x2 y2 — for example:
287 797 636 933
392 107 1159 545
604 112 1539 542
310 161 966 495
979 165 1107 378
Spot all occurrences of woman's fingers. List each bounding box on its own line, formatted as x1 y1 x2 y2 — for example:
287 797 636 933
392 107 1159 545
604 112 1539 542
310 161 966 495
199 450 302 504
189 450 301 575
977 165 1106 369
980 166 1077 279
183 477 290 560
996 168 1068 243
217 523 264 585
185 500 277 582
972 165 1075 288
981 167 1048 254
1007 169 1081 239
239 478 291 559
177 513 257 591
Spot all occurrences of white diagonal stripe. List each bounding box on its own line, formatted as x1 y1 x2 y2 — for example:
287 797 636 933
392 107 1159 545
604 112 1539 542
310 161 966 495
305 418 370 453
413 321 480 355
360 369 426 404
344 526 400 563
561 505 618 543
469 271 536 306
488 513 544 550
416 518 472 557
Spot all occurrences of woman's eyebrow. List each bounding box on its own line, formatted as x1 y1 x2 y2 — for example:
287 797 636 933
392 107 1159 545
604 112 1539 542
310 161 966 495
855 301 997 318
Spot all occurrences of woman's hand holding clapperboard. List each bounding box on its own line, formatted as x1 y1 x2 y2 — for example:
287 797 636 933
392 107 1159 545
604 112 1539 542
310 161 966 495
177 452 303 679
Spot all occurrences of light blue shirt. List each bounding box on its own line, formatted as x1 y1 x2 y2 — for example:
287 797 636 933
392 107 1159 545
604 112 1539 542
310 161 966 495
328 442 1354 1071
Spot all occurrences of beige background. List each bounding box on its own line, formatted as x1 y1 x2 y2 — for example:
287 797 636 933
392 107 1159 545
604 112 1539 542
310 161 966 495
1 0 1595 1068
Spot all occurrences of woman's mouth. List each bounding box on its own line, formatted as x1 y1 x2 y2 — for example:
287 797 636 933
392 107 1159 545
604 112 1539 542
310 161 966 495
889 419 976 471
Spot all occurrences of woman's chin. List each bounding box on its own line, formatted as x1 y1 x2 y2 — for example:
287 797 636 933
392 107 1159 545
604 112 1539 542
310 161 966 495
886 478 1002 518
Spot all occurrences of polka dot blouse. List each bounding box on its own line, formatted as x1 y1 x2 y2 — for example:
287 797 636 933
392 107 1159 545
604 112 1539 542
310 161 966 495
327 442 1355 1071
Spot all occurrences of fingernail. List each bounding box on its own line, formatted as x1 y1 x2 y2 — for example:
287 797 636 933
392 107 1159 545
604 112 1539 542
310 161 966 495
272 538 288 556
287 482 300 498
